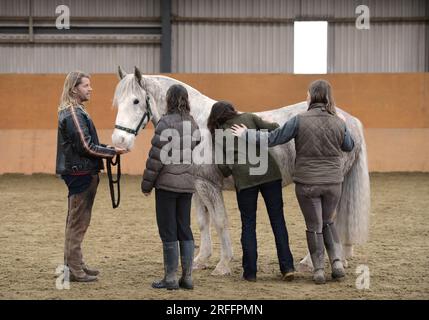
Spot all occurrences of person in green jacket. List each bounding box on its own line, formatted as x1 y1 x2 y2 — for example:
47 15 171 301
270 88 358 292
207 101 295 282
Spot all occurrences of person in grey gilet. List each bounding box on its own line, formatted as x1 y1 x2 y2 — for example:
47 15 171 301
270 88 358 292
231 80 354 284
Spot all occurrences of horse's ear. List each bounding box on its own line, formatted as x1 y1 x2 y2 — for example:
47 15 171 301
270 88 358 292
134 66 142 84
117 66 126 80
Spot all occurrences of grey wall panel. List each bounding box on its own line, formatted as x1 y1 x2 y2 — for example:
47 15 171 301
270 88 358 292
172 0 296 72
1 0 427 73
331 22 426 72
0 44 160 73
328 0 427 72
0 0 161 74
172 0 426 19
172 0 299 18
329 0 426 18
299 0 336 17
0 0 29 16
33 0 160 17
172 22 293 72
0 0 160 17
171 0 427 73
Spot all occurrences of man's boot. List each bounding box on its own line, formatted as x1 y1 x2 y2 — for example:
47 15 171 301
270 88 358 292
306 231 326 284
179 240 194 290
82 263 100 276
152 241 179 290
69 272 98 282
323 222 345 280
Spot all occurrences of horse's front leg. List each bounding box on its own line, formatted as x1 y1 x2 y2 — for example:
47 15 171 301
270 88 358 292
193 192 212 270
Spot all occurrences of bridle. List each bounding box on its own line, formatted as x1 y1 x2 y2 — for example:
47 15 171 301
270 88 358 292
108 82 154 209
114 94 153 136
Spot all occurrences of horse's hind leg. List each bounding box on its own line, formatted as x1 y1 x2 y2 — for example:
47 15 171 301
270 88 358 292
341 244 353 268
297 253 314 273
343 244 353 259
196 181 233 276
210 191 233 276
193 192 212 270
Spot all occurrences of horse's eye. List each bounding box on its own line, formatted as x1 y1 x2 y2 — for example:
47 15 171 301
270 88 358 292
133 99 139 105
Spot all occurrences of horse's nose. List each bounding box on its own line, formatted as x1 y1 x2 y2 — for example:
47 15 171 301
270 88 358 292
112 130 125 147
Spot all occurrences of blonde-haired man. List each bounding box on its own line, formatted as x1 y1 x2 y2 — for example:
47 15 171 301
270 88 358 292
56 71 127 282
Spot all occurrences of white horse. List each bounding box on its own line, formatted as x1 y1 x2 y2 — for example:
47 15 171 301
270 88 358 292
111 66 370 275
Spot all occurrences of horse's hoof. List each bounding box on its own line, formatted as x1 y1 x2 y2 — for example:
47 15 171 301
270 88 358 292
193 261 209 270
193 256 210 270
211 264 231 276
297 262 313 273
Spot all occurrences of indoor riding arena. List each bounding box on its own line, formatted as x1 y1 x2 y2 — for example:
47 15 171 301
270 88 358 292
0 0 428 301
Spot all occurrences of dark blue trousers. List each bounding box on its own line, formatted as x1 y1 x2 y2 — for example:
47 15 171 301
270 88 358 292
155 188 194 243
236 179 294 278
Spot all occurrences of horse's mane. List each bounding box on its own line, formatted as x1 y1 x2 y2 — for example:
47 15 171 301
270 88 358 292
149 75 208 100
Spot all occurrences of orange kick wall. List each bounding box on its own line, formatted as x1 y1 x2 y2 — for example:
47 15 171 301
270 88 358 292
0 73 428 174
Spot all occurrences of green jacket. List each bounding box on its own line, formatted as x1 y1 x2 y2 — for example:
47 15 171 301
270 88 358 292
216 113 282 191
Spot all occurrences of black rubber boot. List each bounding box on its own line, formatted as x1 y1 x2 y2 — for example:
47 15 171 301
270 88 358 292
152 241 179 290
306 231 326 285
323 223 345 280
179 240 194 290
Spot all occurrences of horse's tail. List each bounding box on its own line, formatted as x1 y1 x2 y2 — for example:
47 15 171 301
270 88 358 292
336 119 370 246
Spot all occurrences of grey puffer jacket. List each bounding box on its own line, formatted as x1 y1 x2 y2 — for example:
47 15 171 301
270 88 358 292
141 112 201 194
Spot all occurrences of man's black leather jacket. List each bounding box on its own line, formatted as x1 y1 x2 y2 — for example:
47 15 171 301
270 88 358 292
56 105 116 175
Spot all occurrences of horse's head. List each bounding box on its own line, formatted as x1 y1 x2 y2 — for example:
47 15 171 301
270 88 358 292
112 66 159 150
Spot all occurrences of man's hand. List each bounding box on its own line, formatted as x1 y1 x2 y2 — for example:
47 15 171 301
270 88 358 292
230 124 248 138
106 145 129 154
114 147 129 155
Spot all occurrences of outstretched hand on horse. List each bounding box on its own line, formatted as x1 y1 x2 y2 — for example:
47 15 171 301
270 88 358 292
230 124 248 138
261 114 274 122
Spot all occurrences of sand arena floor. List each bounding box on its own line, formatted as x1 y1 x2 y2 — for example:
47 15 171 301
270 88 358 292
0 173 427 299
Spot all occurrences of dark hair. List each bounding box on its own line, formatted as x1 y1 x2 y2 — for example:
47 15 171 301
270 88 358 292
308 79 336 115
166 84 191 116
207 101 238 137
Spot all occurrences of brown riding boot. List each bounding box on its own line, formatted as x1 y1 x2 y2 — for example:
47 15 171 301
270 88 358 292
82 263 100 276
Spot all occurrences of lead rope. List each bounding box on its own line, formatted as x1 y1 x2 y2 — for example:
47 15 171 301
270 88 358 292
107 155 121 209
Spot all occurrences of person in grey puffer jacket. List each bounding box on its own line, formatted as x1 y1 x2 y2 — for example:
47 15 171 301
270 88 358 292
142 84 200 290
231 80 354 285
